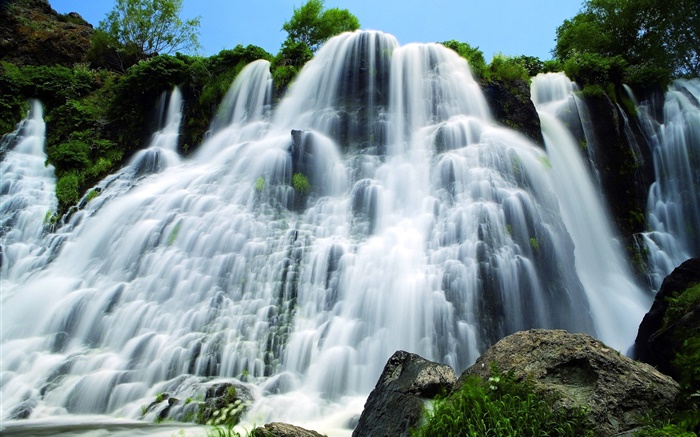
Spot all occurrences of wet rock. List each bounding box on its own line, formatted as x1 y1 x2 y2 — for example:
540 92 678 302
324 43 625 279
634 258 700 377
461 329 679 436
352 350 456 437
252 422 325 437
481 78 544 147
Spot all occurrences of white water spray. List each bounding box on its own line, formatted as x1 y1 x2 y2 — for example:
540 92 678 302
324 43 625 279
0 101 56 284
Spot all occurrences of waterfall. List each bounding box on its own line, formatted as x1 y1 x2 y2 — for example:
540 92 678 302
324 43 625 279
531 73 650 351
1 31 664 435
637 78 700 288
0 101 56 284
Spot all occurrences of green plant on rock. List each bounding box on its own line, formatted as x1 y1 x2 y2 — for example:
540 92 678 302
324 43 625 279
85 189 99 203
255 177 265 192
292 173 311 194
56 173 81 208
489 53 531 83
414 368 593 436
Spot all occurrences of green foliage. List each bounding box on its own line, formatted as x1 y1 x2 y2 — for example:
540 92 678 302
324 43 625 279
440 40 488 80
562 52 627 88
99 0 201 60
554 0 698 87
0 62 30 134
281 0 359 52
663 283 700 330
414 370 593 437
489 53 531 82
292 173 311 194
56 173 81 207
530 237 540 251
542 59 564 73
272 65 300 93
513 55 544 77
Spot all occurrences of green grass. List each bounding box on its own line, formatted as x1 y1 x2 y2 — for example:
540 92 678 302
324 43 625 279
413 369 592 437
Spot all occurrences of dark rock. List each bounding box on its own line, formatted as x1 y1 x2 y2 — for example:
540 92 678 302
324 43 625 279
480 78 545 147
461 329 679 437
634 258 700 377
252 422 325 437
352 350 456 437
579 92 654 261
9 398 36 419
0 0 94 67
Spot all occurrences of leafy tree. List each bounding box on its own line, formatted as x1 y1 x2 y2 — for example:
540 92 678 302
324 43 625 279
274 0 359 90
97 0 201 64
554 0 699 87
281 0 360 52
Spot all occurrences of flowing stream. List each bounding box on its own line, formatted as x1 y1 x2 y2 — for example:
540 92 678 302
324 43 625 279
0 31 692 436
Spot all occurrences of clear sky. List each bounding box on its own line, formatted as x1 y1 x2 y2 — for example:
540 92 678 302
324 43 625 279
48 0 584 61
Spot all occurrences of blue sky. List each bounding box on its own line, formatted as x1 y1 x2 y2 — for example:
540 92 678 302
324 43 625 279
49 0 584 61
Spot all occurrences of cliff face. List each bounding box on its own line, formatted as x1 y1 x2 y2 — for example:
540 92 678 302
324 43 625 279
0 0 93 67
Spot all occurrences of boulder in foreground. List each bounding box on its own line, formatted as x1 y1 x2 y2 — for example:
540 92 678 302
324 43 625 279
462 329 680 436
352 350 456 437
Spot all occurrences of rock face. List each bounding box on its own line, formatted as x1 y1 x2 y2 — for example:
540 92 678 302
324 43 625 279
579 92 654 258
0 0 93 67
462 329 679 437
635 258 700 377
252 422 325 437
481 78 545 147
352 350 456 437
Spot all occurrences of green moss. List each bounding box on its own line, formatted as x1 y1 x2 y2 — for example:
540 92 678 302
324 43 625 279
292 173 311 194
530 237 540 251
539 156 552 169
168 222 182 246
85 189 99 203
255 177 265 192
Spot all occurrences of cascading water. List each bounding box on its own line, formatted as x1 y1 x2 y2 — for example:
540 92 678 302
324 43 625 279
0 101 56 284
531 73 650 351
637 78 700 288
0 31 658 436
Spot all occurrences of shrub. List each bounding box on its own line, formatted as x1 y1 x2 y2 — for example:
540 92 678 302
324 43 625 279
56 173 81 208
489 53 531 82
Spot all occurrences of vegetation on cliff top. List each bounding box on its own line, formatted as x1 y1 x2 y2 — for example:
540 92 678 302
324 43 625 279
1 0 697 216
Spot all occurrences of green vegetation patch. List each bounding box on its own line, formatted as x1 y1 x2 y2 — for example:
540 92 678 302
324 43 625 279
414 369 593 437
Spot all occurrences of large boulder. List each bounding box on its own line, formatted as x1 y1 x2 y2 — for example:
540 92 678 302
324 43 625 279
461 329 679 437
252 422 325 437
352 350 456 437
634 258 700 377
